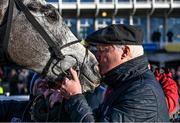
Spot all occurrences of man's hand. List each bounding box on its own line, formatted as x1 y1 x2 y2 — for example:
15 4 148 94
60 68 82 99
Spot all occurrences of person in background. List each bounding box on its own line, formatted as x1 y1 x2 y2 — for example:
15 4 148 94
8 69 19 95
167 30 173 42
0 67 4 94
0 82 3 94
175 66 180 96
17 69 29 95
151 66 179 118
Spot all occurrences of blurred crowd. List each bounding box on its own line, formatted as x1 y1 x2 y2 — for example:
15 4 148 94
0 66 35 95
171 66 180 96
0 65 180 96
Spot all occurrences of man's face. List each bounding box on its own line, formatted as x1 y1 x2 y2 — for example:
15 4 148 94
96 44 123 75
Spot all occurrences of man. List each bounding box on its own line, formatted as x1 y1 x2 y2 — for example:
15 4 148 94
60 24 169 122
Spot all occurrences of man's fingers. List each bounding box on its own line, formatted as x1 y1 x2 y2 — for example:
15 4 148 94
60 87 70 99
70 68 79 82
64 77 69 82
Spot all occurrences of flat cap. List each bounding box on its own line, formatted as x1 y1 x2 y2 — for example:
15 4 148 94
86 24 143 45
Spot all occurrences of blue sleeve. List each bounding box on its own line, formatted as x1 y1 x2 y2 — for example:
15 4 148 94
29 73 39 93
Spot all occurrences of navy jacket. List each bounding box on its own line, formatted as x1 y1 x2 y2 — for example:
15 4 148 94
64 55 169 122
0 100 31 122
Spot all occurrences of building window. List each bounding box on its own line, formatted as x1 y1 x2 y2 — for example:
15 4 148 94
99 0 113 3
64 18 77 36
97 18 112 29
80 18 94 39
150 18 164 43
168 18 180 42
80 0 94 2
62 0 77 2
46 0 77 2
45 0 59 2
118 0 131 2
155 0 170 3
115 17 129 25
133 16 147 43
136 0 151 2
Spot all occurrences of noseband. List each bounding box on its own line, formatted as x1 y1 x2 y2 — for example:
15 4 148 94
0 0 88 79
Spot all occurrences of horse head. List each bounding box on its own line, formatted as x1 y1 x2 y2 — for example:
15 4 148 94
0 0 101 92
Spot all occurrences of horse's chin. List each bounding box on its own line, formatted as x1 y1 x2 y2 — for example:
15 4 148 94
80 73 101 92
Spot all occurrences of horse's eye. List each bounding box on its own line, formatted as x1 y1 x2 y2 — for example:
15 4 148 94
40 4 52 13
27 2 42 12
44 10 59 22
39 5 46 13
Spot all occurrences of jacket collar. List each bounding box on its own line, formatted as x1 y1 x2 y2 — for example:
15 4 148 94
101 55 149 89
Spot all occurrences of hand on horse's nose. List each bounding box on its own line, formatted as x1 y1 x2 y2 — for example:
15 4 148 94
60 68 82 99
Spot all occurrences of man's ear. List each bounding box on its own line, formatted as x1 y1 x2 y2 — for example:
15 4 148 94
121 45 130 60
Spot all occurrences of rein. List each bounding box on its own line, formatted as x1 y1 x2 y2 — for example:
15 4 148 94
0 0 15 65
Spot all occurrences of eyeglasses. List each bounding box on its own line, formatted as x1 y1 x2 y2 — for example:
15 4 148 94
85 44 113 55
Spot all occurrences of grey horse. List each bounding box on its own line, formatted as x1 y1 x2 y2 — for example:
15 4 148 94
0 0 101 92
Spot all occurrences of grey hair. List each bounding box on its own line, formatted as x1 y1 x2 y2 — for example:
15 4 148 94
127 45 144 58
114 44 144 59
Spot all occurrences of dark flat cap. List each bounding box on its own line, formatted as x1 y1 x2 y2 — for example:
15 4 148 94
86 24 143 45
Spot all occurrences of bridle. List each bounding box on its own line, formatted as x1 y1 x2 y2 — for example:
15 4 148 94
0 0 88 79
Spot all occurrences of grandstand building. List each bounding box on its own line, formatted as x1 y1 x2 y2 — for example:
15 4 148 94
46 0 180 68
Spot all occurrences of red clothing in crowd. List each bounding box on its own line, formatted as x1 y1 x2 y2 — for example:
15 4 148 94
154 68 179 116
